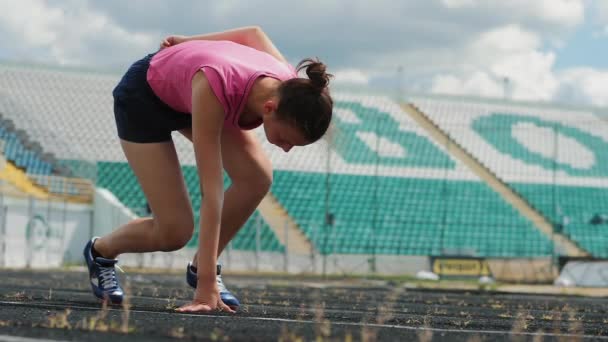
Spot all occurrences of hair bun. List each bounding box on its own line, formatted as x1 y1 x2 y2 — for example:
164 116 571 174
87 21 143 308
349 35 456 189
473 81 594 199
296 58 332 91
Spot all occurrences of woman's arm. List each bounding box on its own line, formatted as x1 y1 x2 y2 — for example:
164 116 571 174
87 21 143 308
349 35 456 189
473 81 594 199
161 26 287 63
176 71 233 314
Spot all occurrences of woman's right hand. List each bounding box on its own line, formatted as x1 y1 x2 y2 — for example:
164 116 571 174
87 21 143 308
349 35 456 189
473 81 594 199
160 35 188 50
175 280 235 314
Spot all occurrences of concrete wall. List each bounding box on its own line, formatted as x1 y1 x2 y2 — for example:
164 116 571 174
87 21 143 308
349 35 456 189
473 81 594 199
92 188 137 237
0 187 554 282
0 187 432 275
120 249 430 277
0 194 92 268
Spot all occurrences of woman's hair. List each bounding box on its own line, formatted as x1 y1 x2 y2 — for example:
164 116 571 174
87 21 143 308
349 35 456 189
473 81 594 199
277 58 333 143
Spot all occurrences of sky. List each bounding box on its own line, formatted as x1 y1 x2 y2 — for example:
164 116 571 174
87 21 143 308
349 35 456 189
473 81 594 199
0 0 606 108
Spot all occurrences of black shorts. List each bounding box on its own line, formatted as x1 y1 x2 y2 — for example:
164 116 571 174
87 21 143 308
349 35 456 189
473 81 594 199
112 53 192 143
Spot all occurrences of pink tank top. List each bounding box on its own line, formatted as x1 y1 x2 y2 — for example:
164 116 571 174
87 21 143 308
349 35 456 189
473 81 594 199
147 40 297 129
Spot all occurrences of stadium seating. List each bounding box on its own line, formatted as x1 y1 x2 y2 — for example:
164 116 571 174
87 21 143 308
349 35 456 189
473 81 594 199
0 125 53 175
268 95 553 256
0 64 126 162
0 155 49 198
412 96 608 257
273 171 552 256
513 183 608 258
1 60 282 251
0 63 577 257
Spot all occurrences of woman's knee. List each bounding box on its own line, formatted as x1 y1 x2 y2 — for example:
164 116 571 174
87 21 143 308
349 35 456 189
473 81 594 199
154 218 195 251
237 168 273 197
255 168 273 194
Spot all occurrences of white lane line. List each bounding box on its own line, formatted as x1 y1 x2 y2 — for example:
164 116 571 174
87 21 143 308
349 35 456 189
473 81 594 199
1 300 606 340
0 335 69 342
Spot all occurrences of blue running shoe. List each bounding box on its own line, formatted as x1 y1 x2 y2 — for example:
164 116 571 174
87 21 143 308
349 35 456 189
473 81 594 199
186 262 240 310
83 237 124 304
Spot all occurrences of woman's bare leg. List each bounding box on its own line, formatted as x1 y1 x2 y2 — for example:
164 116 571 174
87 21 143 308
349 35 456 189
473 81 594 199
179 127 272 266
94 139 194 259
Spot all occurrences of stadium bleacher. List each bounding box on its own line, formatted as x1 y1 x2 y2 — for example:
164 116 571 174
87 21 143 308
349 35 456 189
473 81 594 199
0 125 54 175
412 96 608 257
6 61 608 258
270 95 553 256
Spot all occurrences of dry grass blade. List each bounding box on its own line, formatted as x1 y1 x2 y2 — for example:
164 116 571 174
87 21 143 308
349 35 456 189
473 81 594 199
417 315 433 342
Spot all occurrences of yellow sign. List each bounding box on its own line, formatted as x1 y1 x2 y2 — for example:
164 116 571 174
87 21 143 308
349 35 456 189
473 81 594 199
432 258 491 277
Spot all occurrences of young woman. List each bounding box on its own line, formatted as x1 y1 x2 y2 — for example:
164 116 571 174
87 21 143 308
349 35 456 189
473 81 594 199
83 26 333 314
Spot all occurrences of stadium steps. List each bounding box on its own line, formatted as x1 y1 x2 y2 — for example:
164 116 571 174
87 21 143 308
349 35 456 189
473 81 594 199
0 157 49 198
257 192 313 254
28 174 95 203
0 155 30 196
0 118 94 202
0 155 91 202
403 103 588 257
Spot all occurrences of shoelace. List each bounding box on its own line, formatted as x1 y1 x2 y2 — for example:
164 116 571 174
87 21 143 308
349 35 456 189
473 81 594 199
98 264 124 289
216 275 228 293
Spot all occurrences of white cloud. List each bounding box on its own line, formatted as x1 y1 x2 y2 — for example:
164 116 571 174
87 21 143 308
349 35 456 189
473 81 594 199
596 0 608 22
0 0 155 67
558 68 608 107
432 72 504 97
430 45 608 107
331 69 370 85
440 0 584 28
490 51 558 101
587 0 608 36
468 24 543 71
472 25 541 54
430 24 559 101
599 0 608 36
0 0 62 46
0 0 603 108
441 0 476 9
530 0 584 28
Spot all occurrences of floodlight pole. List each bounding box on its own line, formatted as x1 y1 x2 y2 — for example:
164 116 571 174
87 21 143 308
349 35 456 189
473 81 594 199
322 128 333 277
397 65 404 102
502 77 510 100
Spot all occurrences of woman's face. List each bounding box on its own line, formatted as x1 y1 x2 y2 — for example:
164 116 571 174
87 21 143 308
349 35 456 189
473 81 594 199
262 112 309 153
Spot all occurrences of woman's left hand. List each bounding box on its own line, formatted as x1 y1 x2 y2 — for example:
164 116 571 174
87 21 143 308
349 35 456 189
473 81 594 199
160 35 188 50
175 281 235 314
